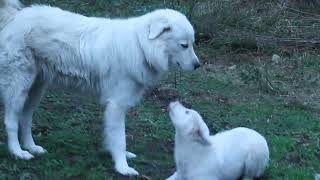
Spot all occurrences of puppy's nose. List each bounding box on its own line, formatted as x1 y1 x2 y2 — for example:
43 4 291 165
169 101 180 110
193 62 201 70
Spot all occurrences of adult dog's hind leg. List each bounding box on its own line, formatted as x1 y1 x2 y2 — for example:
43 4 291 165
104 101 139 176
20 76 47 155
0 49 39 160
3 76 36 160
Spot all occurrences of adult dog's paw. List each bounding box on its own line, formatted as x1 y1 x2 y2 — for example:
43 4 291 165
25 145 47 155
126 151 137 159
12 150 34 160
116 165 139 176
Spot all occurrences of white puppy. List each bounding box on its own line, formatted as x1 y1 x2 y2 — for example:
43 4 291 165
167 102 269 180
0 0 200 176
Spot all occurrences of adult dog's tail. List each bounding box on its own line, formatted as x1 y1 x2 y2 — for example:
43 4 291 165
0 0 22 30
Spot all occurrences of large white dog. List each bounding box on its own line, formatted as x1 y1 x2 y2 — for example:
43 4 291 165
0 0 200 176
168 102 269 180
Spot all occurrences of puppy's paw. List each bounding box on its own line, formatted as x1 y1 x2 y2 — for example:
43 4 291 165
12 150 34 160
115 164 139 176
25 145 47 155
126 151 137 159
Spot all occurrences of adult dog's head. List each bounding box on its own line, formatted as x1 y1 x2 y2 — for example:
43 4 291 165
168 101 211 146
138 9 200 72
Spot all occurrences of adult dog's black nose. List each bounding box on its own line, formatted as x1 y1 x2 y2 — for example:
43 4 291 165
193 62 201 70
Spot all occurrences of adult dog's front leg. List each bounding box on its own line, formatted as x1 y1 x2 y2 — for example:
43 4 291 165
104 101 138 176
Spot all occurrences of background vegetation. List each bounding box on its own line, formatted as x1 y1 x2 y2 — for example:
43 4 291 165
0 0 319 179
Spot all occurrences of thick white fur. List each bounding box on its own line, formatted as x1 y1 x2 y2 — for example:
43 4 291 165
0 0 200 176
167 102 269 180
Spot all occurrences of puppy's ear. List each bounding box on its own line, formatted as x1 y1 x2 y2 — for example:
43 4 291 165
190 120 211 146
148 18 171 40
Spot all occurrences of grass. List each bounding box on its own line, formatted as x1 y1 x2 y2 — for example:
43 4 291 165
0 0 320 179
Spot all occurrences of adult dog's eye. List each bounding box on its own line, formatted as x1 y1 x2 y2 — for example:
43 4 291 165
185 110 190 114
181 44 188 49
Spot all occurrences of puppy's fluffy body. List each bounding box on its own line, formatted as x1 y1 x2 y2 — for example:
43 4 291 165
168 102 269 180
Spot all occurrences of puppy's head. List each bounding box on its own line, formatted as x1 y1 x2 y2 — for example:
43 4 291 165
169 101 211 145
142 9 200 72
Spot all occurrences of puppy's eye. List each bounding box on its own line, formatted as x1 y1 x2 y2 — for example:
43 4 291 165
185 110 190 114
181 44 188 49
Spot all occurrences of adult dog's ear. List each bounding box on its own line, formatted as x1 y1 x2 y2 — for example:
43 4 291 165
148 18 171 40
190 120 211 146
